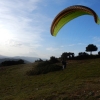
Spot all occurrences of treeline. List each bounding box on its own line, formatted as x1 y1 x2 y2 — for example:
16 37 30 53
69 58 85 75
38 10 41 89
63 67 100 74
27 44 100 75
1 59 24 66
35 44 100 62
61 44 100 60
61 52 100 60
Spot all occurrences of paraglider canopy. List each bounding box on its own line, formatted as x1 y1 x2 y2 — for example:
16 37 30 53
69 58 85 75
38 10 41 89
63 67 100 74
50 5 99 36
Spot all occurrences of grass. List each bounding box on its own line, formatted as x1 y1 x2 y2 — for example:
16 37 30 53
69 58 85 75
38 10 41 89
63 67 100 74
0 59 100 100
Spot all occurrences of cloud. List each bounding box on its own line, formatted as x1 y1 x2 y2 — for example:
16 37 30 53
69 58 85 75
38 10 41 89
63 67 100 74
0 0 51 57
77 43 86 45
6 39 23 47
68 43 86 47
0 0 48 43
46 47 58 51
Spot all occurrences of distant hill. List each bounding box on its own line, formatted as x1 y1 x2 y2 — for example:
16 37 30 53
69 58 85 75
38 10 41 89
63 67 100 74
0 55 8 59
0 55 46 64
0 58 30 64
12 56 40 63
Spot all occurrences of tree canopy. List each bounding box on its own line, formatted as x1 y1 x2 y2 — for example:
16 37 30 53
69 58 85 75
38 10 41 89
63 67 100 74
86 44 98 55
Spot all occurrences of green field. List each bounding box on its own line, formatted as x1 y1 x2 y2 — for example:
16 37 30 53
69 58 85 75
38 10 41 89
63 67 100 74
0 59 100 100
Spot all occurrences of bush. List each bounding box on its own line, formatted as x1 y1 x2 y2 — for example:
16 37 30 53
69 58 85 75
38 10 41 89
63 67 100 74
49 56 59 64
1 59 24 66
27 61 62 75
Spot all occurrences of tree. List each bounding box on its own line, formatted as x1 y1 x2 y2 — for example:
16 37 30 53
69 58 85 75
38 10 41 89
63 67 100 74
61 52 74 60
49 56 59 63
78 52 89 56
98 51 100 55
35 58 43 62
17 59 24 64
1 59 24 66
86 44 98 55
61 52 68 60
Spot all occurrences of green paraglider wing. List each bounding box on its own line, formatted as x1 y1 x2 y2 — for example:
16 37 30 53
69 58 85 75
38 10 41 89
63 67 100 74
50 5 99 36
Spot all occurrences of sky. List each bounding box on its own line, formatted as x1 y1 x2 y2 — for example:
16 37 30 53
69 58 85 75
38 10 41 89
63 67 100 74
0 0 100 59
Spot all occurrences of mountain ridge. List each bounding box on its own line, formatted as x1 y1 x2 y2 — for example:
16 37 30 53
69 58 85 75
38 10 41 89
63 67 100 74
0 55 43 63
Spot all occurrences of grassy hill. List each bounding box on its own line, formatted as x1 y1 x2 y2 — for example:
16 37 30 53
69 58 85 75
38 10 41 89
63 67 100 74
0 58 100 100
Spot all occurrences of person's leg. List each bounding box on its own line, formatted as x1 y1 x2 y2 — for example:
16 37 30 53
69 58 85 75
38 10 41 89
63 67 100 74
62 65 64 69
65 65 66 68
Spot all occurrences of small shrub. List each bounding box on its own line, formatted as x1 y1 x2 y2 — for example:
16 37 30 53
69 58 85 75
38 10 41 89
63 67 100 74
49 56 59 64
1 59 24 66
27 61 62 75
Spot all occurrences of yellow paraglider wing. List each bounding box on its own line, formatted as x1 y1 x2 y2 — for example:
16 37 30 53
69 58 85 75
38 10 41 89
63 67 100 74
50 5 99 36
